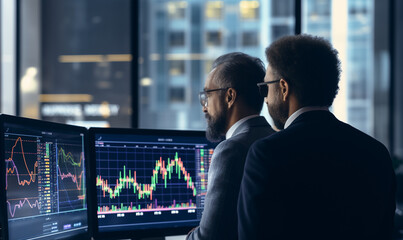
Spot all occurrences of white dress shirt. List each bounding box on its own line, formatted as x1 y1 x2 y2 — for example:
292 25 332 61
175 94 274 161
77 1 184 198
225 114 260 139
284 106 329 129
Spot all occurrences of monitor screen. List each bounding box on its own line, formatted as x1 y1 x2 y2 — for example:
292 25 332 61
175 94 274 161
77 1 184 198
88 128 215 239
0 115 88 240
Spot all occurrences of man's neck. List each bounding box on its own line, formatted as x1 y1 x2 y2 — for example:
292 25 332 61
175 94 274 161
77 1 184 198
225 114 260 139
226 109 259 133
287 95 301 119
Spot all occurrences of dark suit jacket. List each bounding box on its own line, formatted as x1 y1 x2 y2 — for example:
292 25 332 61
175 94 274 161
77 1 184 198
187 116 275 240
238 111 396 240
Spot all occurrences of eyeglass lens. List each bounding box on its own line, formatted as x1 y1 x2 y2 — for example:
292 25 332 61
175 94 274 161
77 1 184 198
199 92 207 107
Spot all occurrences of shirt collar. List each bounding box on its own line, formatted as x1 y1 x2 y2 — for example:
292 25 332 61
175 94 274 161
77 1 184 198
284 106 329 129
226 114 260 139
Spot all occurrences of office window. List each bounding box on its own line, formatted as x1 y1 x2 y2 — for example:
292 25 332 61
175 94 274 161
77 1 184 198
139 0 294 130
170 32 185 47
19 0 132 127
167 1 187 19
206 31 222 46
272 0 294 17
349 0 368 15
206 1 223 19
349 78 367 99
239 1 259 20
169 87 185 103
204 60 214 75
306 0 331 17
16 0 392 137
170 60 185 76
272 25 293 41
302 0 389 143
242 32 259 47
303 0 331 39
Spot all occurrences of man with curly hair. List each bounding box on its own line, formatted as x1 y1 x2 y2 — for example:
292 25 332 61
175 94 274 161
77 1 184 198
238 35 396 240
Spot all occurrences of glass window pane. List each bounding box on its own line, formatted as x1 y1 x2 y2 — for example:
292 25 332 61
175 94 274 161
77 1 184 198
170 60 186 76
240 1 260 20
303 0 331 39
139 0 295 130
242 31 259 47
206 1 223 19
271 0 294 17
206 31 222 46
272 25 293 41
170 32 186 47
302 0 389 144
19 0 132 128
167 1 187 19
169 87 185 103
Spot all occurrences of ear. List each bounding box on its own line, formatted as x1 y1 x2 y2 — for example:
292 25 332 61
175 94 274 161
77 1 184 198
279 79 290 102
226 88 237 109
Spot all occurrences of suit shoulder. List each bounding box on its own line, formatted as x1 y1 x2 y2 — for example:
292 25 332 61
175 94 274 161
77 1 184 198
214 136 249 157
251 130 286 149
230 125 274 146
338 121 390 153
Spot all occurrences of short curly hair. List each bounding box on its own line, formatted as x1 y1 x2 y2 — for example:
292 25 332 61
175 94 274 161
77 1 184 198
265 34 341 107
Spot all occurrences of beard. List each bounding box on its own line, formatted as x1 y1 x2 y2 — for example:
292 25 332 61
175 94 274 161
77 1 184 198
205 105 227 143
268 93 289 130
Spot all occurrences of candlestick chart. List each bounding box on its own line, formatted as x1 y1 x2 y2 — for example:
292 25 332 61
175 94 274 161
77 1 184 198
93 131 215 233
96 146 198 213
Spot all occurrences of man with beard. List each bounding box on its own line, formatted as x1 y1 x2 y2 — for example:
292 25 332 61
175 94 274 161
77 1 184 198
237 35 396 240
186 52 275 240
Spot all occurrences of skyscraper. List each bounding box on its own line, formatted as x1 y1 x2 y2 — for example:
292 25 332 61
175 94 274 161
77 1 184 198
139 0 294 130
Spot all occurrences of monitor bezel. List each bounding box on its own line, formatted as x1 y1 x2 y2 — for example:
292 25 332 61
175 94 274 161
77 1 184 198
88 127 212 240
0 114 90 240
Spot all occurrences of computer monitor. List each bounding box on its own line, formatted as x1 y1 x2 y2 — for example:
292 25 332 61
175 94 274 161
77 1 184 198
0 114 89 240
88 128 216 239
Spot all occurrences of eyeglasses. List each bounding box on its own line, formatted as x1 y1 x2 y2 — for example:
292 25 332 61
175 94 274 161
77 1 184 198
199 88 229 107
257 80 280 97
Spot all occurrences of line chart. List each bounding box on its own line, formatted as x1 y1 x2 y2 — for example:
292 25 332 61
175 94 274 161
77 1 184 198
5 136 41 219
5 137 38 189
57 145 86 212
4 135 86 218
7 198 41 218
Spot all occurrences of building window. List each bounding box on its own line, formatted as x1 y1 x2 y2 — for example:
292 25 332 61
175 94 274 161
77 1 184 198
349 78 367 99
206 31 222 46
204 60 214 74
272 25 292 41
169 87 185 103
242 31 259 46
302 0 381 140
205 1 223 19
271 0 293 17
169 60 185 76
139 0 295 130
167 1 187 19
307 0 331 17
19 0 132 128
170 32 185 47
239 1 259 20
